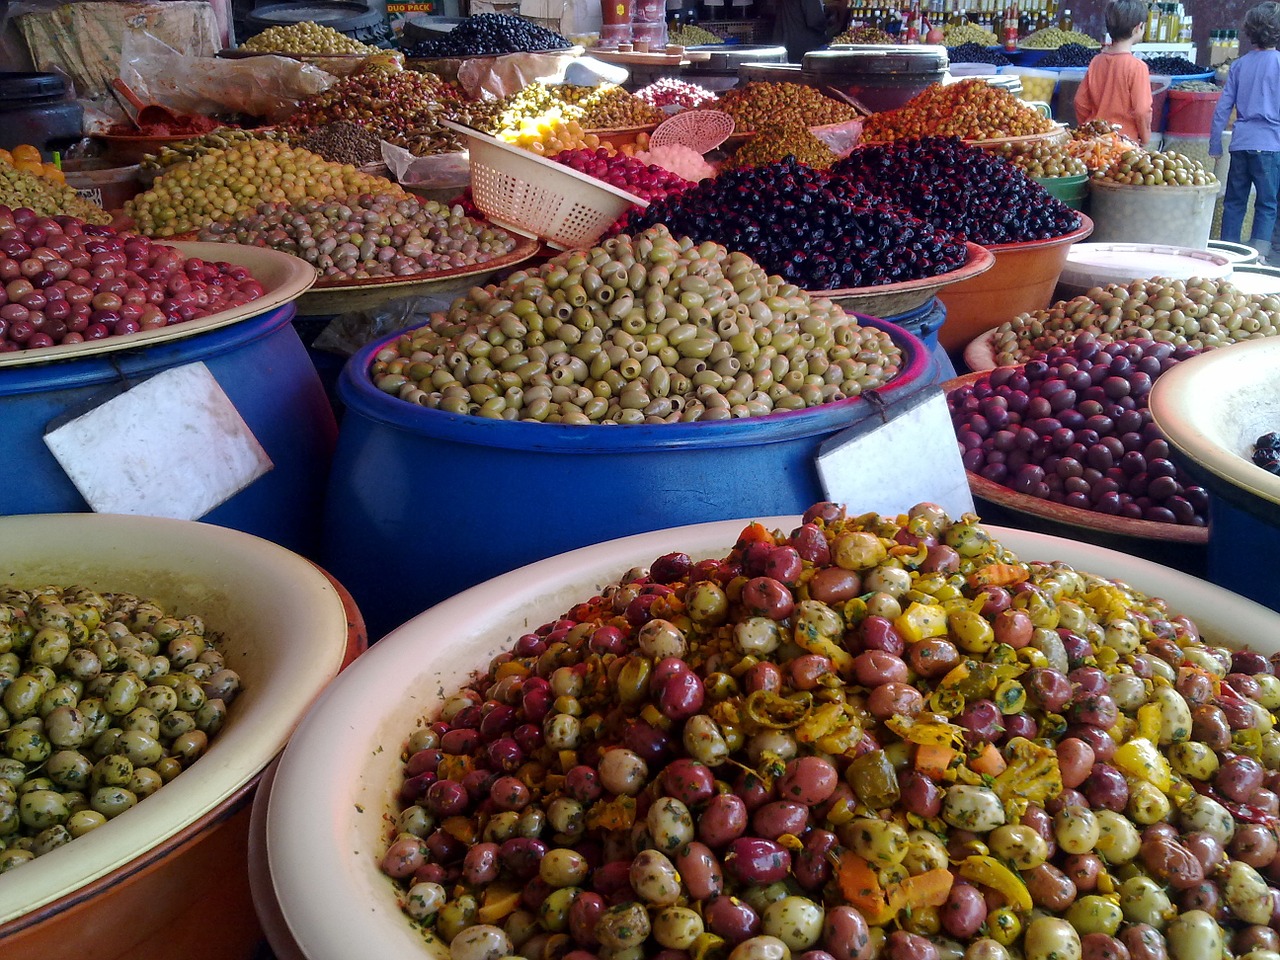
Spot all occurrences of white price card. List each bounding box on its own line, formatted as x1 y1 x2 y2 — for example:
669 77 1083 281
44 361 273 520
816 385 975 520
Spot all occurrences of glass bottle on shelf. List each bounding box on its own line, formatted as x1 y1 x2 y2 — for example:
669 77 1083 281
1060 7 1071 30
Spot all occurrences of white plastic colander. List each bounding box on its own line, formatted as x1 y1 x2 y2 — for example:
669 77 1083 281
443 120 648 250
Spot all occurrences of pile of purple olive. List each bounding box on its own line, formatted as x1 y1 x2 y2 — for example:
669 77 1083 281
377 498 1280 960
615 158 969 290
832 137 1084 246
950 335 1209 525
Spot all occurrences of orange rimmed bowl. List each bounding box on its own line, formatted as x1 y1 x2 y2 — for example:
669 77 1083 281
0 513 364 960
937 214 1094 352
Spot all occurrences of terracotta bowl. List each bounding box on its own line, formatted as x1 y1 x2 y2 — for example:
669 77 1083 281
937 215 1094 352
0 514 364 960
260 514 1274 959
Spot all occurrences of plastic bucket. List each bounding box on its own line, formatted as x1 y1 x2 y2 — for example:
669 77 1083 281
1224 263 1280 296
321 317 938 640
61 159 142 212
1054 241 1233 300
1088 179 1218 249
1052 73 1168 132
1033 173 1089 210
0 304 337 559
1165 88 1222 137
880 297 954 379
935 215 1095 352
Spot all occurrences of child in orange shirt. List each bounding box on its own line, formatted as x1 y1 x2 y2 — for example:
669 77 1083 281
1075 0 1154 145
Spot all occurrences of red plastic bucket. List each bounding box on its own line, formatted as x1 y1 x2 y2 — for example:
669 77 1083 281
1165 88 1222 137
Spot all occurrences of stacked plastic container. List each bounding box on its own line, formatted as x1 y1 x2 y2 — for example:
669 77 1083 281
630 0 667 49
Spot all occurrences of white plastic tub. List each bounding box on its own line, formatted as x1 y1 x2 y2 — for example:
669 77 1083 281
1056 241 1233 298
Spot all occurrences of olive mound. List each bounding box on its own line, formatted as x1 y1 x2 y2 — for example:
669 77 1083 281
0 585 243 874
376 499 1280 960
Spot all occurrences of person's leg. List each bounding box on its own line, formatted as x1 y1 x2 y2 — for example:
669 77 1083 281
1255 151 1280 262
1220 152 1254 245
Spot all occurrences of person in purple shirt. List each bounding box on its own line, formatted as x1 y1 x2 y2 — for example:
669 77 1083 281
1211 2 1280 262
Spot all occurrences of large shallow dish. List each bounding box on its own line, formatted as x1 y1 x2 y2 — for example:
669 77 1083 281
265 514 1277 960
294 234 541 314
0 513 358 959
807 241 995 318
0 242 314 369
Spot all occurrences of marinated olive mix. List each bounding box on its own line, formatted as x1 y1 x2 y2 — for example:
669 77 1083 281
989 277 1280 366
617 160 969 291
124 141 405 237
380 501 1280 960
0 160 108 225
0 586 242 873
949 337 1209 525
726 127 838 172
368 224 903 422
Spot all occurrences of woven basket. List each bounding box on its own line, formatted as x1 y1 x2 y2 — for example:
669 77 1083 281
443 120 647 250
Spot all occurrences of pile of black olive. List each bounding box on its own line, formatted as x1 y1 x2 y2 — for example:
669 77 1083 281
1139 55 1207 75
401 13 571 57
831 137 1083 245
1037 42 1098 67
1252 433 1280 475
946 42 1011 65
615 158 969 290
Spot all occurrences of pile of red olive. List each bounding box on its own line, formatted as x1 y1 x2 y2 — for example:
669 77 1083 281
0 206 264 351
552 148 694 204
949 336 1208 525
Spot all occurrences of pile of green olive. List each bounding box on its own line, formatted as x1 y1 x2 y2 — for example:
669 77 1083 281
0 586 242 873
196 194 519 281
988 277 1280 365
1094 150 1217 187
368 225 903 423
377 500 1280 960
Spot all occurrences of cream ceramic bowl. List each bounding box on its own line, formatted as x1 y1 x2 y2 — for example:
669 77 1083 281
0 513 355 960
1149 335 1280 511
1148 336 1280 610
262 514 1280 960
